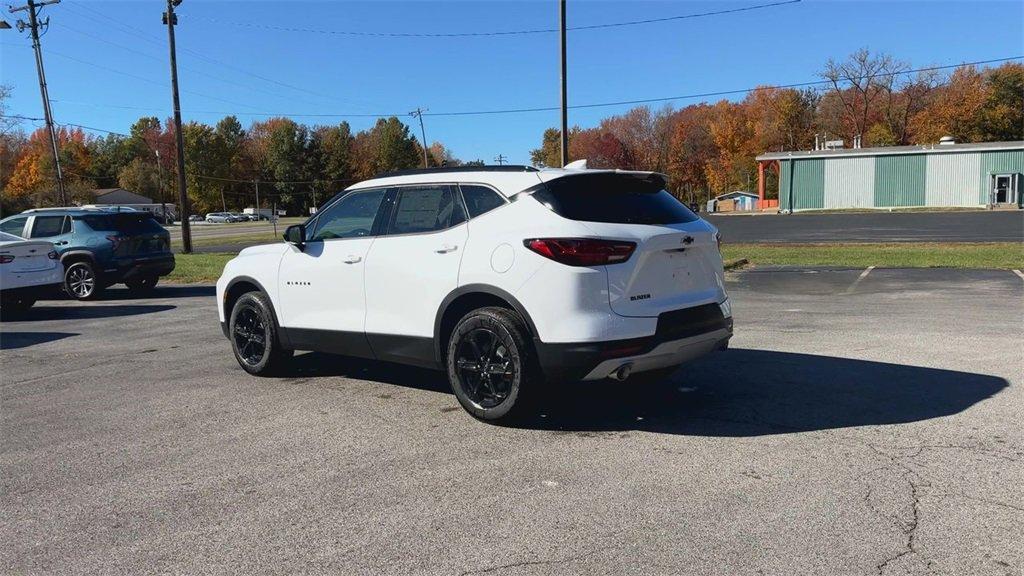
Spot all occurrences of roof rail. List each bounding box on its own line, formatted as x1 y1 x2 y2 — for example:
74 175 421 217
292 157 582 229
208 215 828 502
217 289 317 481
375 165 539 178
20 206 92 213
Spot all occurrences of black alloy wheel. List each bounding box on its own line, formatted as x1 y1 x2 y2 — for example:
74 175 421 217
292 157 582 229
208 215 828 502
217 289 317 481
229 291 292 375
233 305 267 367
447 306 537 421
455 327 517 409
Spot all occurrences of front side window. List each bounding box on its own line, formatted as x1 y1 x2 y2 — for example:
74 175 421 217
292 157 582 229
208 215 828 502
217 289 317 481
29 215 67 238
388 185 465 235
0 216 28 237
310 188 387 241
460 185 507 218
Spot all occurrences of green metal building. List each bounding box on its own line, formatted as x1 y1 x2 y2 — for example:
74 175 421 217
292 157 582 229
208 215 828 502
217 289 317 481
755 140 1024 212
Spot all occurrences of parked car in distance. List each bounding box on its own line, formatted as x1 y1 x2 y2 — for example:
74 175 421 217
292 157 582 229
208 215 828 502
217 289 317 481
189 215 204 222
0 230 63 315
205 212 232 223
216 165 732 421
228 213 249 222
0 208 175 300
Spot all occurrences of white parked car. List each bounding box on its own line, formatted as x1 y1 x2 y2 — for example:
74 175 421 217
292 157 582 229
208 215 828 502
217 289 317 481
205 212 232 223
0 231 63 315
216 165 732 420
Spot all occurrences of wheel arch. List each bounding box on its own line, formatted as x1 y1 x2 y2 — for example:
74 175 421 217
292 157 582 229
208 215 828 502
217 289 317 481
224 276 291 349
59 250 96 266
433 284 538 364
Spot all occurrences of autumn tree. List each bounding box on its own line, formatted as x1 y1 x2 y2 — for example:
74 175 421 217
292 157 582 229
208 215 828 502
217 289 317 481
821 48 902 144
529 128 564 168
979 63 1024 141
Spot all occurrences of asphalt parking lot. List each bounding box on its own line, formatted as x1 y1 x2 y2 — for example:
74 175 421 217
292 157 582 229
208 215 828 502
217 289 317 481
2 268 1022 575
708 210 1024 243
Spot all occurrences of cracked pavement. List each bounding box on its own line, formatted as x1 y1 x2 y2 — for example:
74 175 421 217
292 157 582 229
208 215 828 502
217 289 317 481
2 267 1022 575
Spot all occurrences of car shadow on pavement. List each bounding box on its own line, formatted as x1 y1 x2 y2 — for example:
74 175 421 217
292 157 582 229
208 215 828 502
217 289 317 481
89 285 216 300
5 304 176 322
517 348 1009 436
281 348 1008 436
283 352 451 394
0 331 79 350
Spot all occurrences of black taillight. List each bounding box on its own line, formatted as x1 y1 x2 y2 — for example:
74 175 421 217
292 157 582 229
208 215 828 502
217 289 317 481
524 238 636 267
0 255 13 264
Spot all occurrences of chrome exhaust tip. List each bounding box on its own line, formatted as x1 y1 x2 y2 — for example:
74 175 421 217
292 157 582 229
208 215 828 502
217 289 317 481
609 363 633 381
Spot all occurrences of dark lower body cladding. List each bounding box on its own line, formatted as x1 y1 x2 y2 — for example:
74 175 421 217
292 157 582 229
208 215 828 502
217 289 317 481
222 302 733 384
102 254 175 282
534 303 733 382
218 322 440 370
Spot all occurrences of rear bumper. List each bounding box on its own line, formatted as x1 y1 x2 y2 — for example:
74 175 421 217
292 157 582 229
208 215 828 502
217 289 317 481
103 254 176 281
533 302 733 382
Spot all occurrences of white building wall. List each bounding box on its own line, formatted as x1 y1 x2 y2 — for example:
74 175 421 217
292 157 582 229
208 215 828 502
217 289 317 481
925 152 983 206
823 157 874 209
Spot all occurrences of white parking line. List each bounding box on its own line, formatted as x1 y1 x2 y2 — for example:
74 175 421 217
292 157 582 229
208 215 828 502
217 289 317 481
1013 269 1024 282
844 266 875 295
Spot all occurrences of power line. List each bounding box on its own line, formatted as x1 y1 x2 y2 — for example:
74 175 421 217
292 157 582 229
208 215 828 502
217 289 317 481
423 54 1024 115
60 0 382 111
180 0 801 38
8 0 67 204
29 55 1022 121
42 49 266 112
51 22 337 108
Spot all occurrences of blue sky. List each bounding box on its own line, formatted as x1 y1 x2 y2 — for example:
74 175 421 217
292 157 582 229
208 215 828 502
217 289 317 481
1 0 1022 165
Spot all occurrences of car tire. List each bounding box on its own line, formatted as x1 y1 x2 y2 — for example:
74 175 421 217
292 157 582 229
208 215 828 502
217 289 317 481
64 261 102 300
125 276 159 293
229 291 292 376
446 306 539 422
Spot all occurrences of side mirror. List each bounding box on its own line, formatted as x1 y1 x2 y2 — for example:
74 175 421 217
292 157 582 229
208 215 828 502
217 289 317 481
284 224 306 249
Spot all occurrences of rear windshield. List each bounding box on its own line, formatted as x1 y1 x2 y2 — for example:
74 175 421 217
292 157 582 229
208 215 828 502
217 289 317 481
531 173 699 225
77 213 165 235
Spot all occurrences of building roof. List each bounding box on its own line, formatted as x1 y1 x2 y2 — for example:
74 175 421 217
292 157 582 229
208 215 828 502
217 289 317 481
714 191 758 200
92 188 154 204
756 140 1024 161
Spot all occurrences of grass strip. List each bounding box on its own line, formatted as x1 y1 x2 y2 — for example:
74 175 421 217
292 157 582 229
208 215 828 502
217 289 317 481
722 242 1024 270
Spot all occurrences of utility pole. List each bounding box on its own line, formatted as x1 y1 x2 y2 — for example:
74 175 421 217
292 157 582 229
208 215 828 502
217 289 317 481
9 0 66 205
253 180 260 220
558 0 568 168
155 149 168 223
163 0 192 253
494 154 507 166
409 108 429 168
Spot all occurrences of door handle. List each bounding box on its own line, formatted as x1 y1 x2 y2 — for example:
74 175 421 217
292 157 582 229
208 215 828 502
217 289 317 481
56 241 69 245
435 244 458 254
343 255 362 264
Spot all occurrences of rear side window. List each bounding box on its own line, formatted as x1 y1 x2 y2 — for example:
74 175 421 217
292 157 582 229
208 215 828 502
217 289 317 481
532 173 699 225
29 215 67 238
79 214 165 234
0 216 28 237
388 185 466 235
459 185 507 218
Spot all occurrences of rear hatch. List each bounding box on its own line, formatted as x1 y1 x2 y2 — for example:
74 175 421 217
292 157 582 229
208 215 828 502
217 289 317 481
0 240 57 272
531 171 725 317
80 213 171 256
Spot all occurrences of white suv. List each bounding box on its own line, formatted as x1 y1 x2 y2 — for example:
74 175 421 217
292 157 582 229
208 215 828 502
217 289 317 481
216 165 732 420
